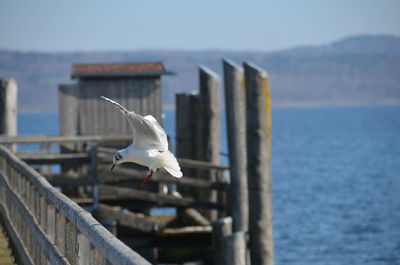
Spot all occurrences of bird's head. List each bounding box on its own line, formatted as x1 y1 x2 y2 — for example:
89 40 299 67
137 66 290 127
111 151 125 171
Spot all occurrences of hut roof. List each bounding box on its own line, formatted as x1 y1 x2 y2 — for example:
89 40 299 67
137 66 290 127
71 62 173 79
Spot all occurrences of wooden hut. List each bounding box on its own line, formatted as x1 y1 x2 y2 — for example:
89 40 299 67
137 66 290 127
59 62 172 137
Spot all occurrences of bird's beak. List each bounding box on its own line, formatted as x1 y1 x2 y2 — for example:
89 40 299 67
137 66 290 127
111 163 117 171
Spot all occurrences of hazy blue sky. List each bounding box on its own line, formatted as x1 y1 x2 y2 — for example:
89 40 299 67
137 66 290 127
0 0 399 52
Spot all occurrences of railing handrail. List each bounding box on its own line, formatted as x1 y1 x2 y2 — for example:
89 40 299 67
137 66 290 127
0 145 150 265
0 134 132 144
0 135 229 171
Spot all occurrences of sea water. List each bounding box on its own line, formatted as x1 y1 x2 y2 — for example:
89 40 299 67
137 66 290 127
17 105 400 265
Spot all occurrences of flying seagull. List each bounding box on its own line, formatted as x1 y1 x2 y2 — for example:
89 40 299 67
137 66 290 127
101 96 183 189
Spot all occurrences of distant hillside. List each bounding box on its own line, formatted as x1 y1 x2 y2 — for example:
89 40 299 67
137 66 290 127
0 35 399 112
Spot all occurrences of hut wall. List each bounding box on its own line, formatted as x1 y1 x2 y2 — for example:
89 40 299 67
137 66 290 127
59 77 162 137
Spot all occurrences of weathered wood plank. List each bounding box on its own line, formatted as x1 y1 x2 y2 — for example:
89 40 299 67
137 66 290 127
99 146 228 171
0 134 132 144
180 208 210 226
47 175 94 186
95 204 161 232
65 221 78 265
17 152 90 165
78 81 89 135
91 247 108 265
97 166 226 189
47 203 56 243
58 84 79 137
99 184 223 210
56 210 66 255
178 158 228 171
78 233 91 265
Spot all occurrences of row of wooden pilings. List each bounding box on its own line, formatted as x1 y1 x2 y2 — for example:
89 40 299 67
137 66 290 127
176 60 273 265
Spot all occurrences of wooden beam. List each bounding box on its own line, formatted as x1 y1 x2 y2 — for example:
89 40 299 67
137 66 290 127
46 175 93 186
97 166 227 190
178 158 228 171
17 153 90 165
179 208 210 226
99 184 224 210
0 135 132 144
94 204 162 233
100 146 229 171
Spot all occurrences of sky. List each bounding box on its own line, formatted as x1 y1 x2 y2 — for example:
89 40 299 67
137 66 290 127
0 0 399 52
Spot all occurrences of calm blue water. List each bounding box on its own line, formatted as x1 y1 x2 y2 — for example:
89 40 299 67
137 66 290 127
271 106 400 265
18 105 400 265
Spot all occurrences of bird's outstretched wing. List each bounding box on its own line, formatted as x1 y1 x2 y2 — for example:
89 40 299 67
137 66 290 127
100 96 168 150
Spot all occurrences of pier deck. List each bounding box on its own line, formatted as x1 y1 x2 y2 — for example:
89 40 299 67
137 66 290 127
0 222 16 265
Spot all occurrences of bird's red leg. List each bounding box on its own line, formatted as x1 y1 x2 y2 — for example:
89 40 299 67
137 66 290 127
138 169 154 190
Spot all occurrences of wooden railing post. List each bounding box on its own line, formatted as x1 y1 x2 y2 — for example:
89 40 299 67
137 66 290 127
55 210 66 255
65 220 78 265
244 62 274 265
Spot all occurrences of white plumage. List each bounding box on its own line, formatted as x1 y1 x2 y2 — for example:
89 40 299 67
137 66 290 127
101 96 182 189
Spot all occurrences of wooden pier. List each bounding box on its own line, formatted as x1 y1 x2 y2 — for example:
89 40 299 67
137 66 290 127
0 134 229 264
0 60 274 265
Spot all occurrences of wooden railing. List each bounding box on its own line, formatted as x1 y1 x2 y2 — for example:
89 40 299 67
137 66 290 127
0 135 230 263
0 145 150 265
0 135 229 214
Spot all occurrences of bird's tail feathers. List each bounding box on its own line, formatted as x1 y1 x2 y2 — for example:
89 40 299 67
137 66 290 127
159 151 183 178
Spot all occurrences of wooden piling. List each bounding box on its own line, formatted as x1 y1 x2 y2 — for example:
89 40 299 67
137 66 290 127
223 59 248 233
176 66 220 221
0 79 17 138
212 217 232 265
198 65 220 221
58 84 81 195
212 217 246 265
176 92 197 178
244 62 274 265
222 231 247 265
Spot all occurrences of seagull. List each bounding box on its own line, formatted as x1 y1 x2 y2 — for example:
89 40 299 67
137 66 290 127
101 96 183 189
